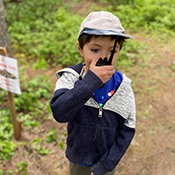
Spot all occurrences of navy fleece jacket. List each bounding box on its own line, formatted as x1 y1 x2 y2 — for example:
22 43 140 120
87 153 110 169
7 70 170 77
50 63 136 175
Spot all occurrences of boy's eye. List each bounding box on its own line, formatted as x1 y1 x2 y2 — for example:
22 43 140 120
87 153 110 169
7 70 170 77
91 49 99 53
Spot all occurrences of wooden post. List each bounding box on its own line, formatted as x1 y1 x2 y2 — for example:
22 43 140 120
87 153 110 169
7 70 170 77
0 47 22 140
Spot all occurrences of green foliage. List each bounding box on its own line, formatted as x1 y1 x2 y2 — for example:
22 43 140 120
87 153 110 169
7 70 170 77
96 0 134 5
0 109 13 140
15 162 28 175
5 170 13 174
0 169 3 175
14 74 52 112
0 140 17 161
0 109 17 161
5 0 83 66
17 162 28 171
169 64 175 71
58 142 64 150
117 39 143 68
32 137 50 155
38 146 50 155
114 0 175 35
18 113 39 127
32 58 47 70
46 128 57 143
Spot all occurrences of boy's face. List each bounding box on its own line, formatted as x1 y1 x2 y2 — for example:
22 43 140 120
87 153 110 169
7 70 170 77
77 36 120 72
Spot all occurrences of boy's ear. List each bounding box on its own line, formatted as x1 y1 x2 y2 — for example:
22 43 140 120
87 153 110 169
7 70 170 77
77 41 84 57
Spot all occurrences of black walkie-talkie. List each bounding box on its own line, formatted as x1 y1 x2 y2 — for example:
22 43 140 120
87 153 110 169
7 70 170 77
96 37 118 66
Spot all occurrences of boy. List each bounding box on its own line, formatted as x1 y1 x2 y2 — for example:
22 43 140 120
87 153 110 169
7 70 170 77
50 11 136 175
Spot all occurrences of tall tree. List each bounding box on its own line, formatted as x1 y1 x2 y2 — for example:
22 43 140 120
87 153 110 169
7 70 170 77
0 0 13 57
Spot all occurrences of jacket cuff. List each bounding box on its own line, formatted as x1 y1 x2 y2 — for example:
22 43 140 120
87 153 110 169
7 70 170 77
91 161 107 175
83 69 104 89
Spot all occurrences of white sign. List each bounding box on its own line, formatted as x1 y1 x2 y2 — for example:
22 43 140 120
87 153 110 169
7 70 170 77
0 55 21 94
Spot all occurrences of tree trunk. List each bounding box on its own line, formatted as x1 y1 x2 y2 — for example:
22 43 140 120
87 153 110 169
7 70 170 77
0 0 13 57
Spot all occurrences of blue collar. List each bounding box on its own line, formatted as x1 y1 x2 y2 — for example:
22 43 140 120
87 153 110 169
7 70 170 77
94 71 123 106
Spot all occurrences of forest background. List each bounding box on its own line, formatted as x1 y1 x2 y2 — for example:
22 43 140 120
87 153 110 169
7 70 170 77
0 0 175 174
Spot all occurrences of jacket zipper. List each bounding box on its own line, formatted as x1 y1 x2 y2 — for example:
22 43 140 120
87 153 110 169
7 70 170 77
92 108 102 146
98 107 103 118
88 103 104 154
93 97 103 118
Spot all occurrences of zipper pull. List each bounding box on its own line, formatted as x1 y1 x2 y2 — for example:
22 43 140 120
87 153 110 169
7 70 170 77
98 108 103 118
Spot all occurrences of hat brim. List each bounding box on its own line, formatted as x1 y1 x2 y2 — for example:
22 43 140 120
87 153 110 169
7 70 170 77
82 30 133 39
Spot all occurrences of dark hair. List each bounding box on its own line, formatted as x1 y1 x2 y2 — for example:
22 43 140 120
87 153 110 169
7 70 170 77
78 34 125 50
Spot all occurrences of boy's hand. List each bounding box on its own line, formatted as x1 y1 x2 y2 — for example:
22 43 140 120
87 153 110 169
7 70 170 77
89 58 115 84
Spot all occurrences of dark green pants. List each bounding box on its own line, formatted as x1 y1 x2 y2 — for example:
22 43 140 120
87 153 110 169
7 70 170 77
69 162 116 175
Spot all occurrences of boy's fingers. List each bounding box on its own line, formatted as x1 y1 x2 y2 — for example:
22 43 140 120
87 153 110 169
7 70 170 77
91 58 99 67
